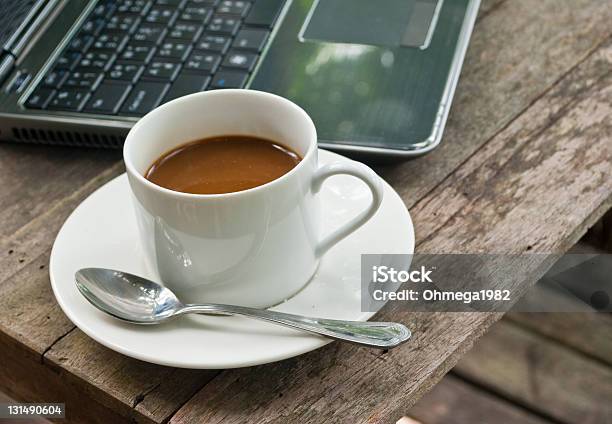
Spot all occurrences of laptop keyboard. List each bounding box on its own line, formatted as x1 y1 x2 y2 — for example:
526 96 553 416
25 0 285 117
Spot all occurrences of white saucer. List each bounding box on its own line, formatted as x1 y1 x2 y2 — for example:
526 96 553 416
50 150 414 369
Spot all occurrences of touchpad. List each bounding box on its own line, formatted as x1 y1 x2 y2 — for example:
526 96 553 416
301 0 441 49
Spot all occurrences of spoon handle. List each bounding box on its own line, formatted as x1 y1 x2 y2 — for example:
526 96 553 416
179 304 411 349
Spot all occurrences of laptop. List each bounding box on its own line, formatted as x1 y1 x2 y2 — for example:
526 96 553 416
0 0 479 158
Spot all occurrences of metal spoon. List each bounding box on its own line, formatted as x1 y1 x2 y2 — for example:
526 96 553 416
75 268 411 349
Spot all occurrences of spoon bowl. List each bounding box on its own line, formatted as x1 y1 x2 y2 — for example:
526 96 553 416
76 268 182 323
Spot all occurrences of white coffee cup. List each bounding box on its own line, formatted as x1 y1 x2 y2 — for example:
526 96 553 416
123 90 384 308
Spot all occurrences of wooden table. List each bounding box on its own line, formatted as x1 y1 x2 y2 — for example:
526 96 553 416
406 241 612 424
1 0 611 422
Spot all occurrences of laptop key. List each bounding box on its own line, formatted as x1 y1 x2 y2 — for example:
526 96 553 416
108 62 144 82
162 73 210 103
55 51 82 70
48 89 90 111
244 0 285 28
79 51 116 71
143 61 182 80
206 14 241 35
67 34 95 53
222 50 258 72
180 6 213 22
42 69 69 88
217 1 250 17
120 43 156 62
81 18 106 35
156 40 193 60
156 0 186 5
84 81 132 114
134 23 166 44
25 88 55 109
187 0 219 5
210 70 248 89
195 34 230 53
166 21 203 42
91 2 116 20
145 6 178 24
106 14 141 33
232 28 269 52
117 0 152 16
63 71 104 90
184 51 221 73
93 33 129 51
120 81 170 116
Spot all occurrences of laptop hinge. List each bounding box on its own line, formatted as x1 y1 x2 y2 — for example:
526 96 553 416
0 0 62 85
4 0 50 55
6 0 62 59
0 55 16 85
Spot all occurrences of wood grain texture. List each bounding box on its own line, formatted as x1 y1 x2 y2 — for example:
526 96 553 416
169 312 502 424
507 242 612 367
0 334 131 424
509 312 612 368
0 162 123 355
0 391 48 424
0 0 610 423
0 160 123 292
169 31 612 424
453 321 612 424
407 374 552 424
44 331 217 424
0 144 120 240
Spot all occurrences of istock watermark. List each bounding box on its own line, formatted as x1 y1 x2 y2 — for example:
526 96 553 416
372 265 434 283
361 254 612 313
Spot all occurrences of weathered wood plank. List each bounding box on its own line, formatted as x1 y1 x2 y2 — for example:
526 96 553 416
44 331 217 424
0 391 48 424
0 333 130 424
509 312 612 368
0 256 74 358
0 143 120 240
169 312 501 424
507 243 612 366
0 164 123 355
406 374 552 424
453 321 612 423
0 161 123 289
169 33 612 424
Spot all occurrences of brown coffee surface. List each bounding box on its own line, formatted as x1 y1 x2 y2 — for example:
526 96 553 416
145 135 301 194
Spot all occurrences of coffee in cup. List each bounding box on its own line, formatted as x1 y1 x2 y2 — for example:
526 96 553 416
145 136 301 195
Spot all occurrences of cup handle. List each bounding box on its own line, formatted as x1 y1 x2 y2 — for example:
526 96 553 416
312 161 384 256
